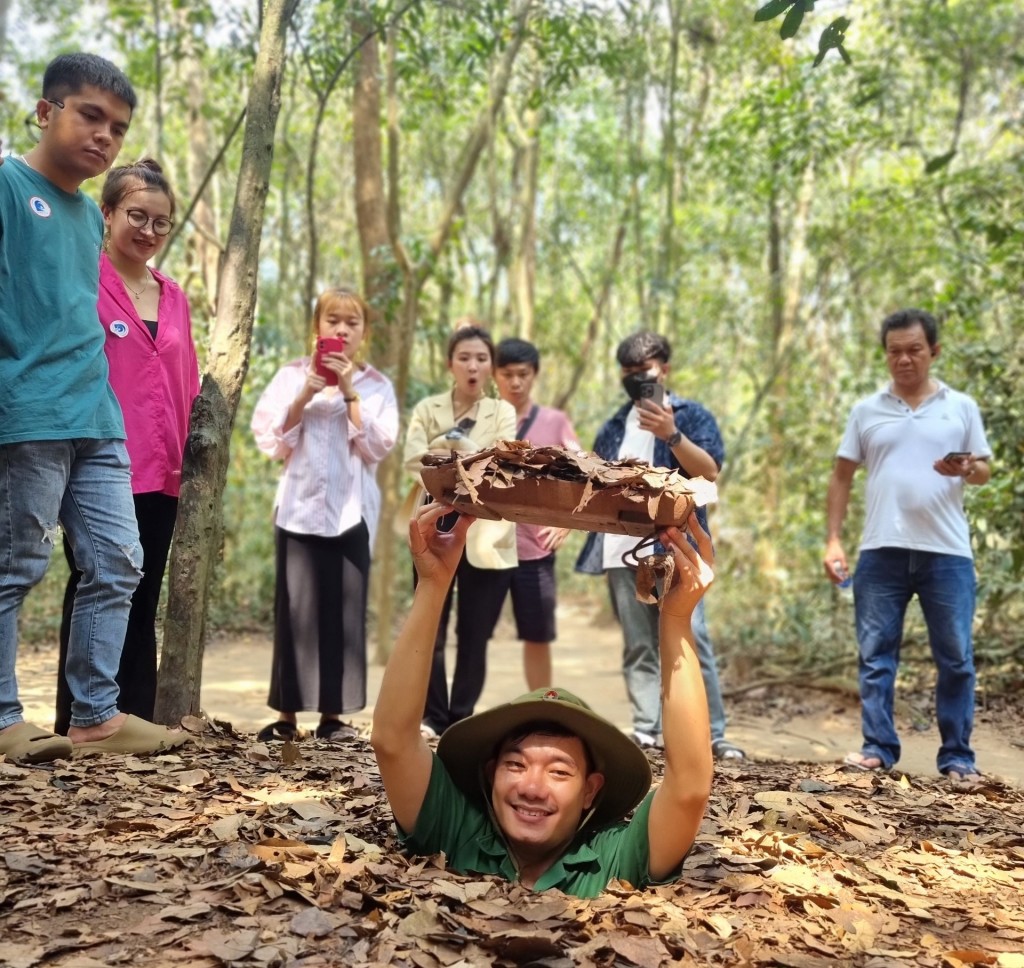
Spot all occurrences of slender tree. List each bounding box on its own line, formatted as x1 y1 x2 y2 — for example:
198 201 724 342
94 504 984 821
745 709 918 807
156 0 301 723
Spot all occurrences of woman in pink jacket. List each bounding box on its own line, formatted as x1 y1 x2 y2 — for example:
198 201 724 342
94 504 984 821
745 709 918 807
55 158 199 733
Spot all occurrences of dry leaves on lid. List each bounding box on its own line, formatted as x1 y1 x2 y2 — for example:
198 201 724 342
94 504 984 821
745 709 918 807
420 442 717 539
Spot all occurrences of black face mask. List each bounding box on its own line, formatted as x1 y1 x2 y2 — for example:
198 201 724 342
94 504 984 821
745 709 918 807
621 370 658 402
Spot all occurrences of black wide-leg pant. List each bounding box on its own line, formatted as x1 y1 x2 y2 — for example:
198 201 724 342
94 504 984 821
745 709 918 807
421 553 512 734
269 521 370 715
56 492 178 733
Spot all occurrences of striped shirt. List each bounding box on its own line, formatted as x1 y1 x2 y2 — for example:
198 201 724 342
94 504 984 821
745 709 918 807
251 359 398 545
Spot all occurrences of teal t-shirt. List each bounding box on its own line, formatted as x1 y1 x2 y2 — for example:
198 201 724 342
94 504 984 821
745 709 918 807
398 753 683 898
0 157 124 445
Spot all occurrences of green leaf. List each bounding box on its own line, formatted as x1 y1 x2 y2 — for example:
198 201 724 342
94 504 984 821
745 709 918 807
753 0 794 24
925 149 957 174
812 16 852 67
780 2 806 40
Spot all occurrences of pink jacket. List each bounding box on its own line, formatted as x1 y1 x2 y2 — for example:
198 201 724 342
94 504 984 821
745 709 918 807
97 253 200 497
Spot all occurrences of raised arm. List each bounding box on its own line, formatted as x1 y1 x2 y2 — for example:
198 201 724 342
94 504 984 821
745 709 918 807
646 515 715 880
371 503 474 833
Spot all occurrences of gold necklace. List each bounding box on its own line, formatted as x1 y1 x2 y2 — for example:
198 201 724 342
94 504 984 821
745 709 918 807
122 273 150 299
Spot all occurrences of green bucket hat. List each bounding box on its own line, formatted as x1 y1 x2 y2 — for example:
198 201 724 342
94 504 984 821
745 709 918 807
437 687 653 829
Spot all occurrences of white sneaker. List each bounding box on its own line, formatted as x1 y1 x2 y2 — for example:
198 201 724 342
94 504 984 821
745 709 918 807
632 730 658 749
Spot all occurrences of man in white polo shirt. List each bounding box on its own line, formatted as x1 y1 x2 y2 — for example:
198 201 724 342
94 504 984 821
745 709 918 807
824 308 991 783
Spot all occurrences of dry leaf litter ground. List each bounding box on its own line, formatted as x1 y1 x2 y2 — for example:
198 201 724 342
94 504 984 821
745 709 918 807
5 604 1024 968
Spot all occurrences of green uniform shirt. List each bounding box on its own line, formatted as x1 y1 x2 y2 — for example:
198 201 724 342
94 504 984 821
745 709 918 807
0 157 124 445
398 753 682 898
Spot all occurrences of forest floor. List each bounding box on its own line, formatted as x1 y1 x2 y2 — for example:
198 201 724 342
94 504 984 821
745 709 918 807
5 602 1024 967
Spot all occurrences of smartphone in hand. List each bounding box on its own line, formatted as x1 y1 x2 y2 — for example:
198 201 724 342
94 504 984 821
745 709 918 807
315 337 346 385
638 382 665 409
943 451 971 462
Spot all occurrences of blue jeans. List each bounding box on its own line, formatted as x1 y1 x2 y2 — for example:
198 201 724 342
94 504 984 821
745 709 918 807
0 439 142 730
853 548 977 775
607 568 727 740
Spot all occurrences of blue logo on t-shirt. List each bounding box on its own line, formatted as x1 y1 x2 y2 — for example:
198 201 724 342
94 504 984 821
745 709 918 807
29 196 52 218
109 320 130 338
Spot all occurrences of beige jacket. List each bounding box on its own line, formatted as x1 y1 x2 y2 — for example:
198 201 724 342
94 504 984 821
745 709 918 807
402 392 517 569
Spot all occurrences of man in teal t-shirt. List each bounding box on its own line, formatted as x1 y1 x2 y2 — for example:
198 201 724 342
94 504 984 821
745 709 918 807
372 501 716 898
0 53 185 766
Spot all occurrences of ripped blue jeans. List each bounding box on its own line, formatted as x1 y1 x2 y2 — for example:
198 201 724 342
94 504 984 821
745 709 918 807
0 439 142 729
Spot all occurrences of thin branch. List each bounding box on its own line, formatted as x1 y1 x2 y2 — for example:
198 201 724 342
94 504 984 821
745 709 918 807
156 107 246 269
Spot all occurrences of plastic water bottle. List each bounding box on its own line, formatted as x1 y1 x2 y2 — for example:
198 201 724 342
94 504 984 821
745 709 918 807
833 561 853 601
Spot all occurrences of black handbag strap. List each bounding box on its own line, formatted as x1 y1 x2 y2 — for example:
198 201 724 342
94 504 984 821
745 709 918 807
516 404 540 441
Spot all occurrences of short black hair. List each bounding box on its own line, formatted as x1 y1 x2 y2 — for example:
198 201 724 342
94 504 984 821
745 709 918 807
880 308 939 349
495 337 540 371
616 329 671 367
42 52 137 113
447 321 495 364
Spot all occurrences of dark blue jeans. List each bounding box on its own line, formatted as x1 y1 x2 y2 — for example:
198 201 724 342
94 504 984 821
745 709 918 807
853 548 977 774
607 568 727 742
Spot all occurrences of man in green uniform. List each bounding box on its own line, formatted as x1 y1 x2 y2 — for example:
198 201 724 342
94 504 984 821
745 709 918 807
371 502 715 898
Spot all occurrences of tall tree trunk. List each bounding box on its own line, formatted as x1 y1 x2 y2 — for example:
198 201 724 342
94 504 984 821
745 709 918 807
758 160 815 576
181 19 221 319
651 0 682 335
369 0 535 662
155 0 300 724
352 6 392 345
353 7 402 666
302 3 415 313
509 97 540 339
274 71 302 337
151 0 165 158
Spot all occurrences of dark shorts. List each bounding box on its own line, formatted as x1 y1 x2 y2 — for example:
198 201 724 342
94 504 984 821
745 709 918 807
509 554 557 643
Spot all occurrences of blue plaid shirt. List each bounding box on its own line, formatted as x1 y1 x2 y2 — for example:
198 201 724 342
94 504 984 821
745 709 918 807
575 392 724 575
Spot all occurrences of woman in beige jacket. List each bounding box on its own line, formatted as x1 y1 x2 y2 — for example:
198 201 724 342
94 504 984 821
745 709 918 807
403 324 517 736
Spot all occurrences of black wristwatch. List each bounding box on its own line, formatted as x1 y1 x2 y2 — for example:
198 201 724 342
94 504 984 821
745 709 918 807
666 430 682 448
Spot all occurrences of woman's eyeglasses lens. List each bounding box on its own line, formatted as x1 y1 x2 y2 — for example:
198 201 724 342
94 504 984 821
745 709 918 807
124 208 173 236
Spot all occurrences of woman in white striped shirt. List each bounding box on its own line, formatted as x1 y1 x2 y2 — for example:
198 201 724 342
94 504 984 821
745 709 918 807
251 288 398 742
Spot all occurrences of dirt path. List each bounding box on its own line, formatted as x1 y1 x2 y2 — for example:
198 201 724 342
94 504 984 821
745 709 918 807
18 599 1024 785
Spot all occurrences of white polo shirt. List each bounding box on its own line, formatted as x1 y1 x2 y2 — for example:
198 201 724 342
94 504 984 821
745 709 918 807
837 381 991 559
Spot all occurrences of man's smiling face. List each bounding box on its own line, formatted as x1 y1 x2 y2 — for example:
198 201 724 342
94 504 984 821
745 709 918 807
488 732 604 867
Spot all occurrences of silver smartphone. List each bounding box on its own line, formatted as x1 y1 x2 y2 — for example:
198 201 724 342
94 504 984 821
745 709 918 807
638 382 665 408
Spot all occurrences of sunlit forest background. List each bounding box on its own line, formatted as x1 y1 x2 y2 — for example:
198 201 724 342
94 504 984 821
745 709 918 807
3 0 1022 691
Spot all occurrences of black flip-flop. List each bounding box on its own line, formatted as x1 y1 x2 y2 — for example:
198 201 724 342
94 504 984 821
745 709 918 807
256 720 298 742
315 720 356 740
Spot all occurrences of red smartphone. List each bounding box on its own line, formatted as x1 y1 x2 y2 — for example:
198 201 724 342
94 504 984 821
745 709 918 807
315 337 346 385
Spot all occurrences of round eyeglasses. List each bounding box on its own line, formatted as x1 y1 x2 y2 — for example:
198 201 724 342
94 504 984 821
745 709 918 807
121 208 174 236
